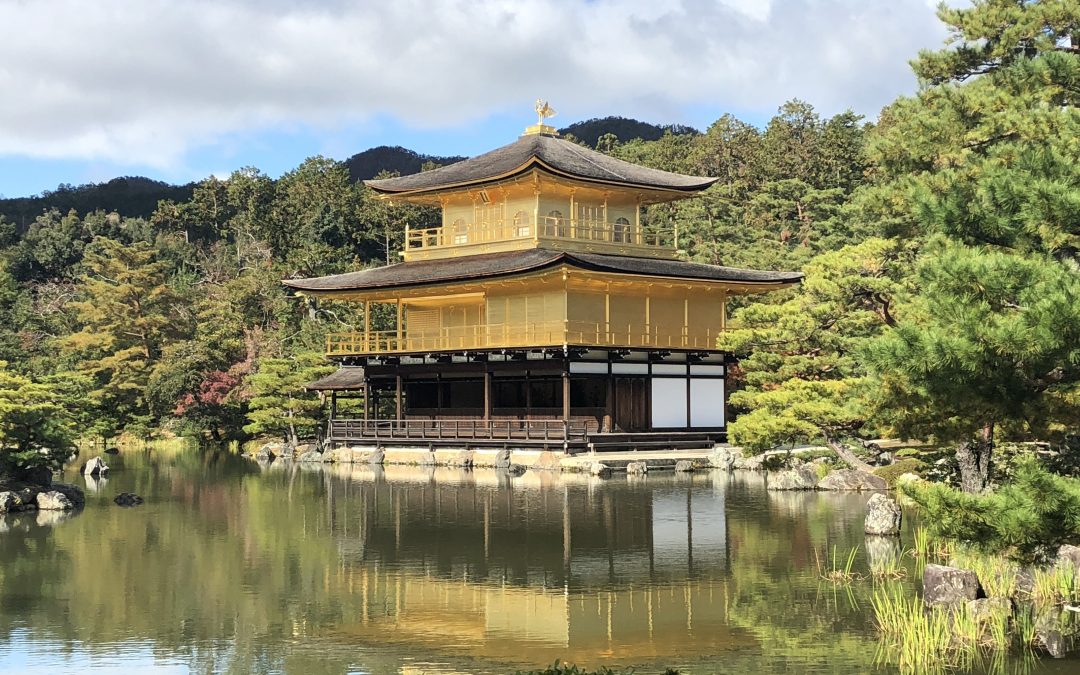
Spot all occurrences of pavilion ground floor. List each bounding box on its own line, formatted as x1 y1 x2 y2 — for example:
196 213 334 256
310 346 728 454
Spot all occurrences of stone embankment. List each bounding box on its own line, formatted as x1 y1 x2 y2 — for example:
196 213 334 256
246 441 895 490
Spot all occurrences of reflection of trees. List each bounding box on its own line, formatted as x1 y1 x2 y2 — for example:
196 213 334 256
0 453 915 673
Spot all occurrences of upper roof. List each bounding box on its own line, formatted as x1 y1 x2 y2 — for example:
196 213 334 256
283 249 803 294
364 133 718 197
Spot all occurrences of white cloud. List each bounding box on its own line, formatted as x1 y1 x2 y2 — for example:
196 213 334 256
0 0 947 167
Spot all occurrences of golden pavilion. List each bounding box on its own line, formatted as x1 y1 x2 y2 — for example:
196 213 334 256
285 105 801 452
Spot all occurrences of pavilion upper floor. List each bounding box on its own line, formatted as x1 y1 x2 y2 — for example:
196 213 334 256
284 249 803 357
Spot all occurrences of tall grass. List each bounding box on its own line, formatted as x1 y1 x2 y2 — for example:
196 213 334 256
871 583 961 673
815 545 861 583
952 548 1019 599
1033 563 1078 604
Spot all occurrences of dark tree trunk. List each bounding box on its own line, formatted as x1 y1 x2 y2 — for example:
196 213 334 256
824 435 876 474
957 423 994 493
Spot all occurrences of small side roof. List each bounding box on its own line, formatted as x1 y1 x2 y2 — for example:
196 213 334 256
305 367 366 391
364 133 717 197
283 249 803 294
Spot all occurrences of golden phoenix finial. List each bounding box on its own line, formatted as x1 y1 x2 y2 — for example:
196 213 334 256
535 99 557 126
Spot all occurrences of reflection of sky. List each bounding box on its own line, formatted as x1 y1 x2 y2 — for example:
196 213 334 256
651 488 726 572
0 630 188 673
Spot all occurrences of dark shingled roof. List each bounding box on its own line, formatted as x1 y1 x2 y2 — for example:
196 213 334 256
364 133 718 195
283 249 803 294
305 367 365 391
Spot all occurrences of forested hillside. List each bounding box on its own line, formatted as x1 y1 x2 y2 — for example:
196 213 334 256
0 0 1074 497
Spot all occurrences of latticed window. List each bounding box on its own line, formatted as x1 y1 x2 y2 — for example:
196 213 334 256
452 218 468 245
513 210 531 237
614 217 630 243
546 210 566 237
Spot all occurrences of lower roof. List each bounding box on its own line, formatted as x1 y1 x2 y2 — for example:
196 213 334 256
305 367 366 391
283 249 802 294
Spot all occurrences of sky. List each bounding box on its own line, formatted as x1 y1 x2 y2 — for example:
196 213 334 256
0 0 951 199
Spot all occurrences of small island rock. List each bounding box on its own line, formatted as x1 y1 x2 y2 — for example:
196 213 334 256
864 493 902 536
114 493 144 507
768 465 819 491
36 490 74 511
626 461 648 475
494 449 512 469
674 460 695 473
0 491 20 514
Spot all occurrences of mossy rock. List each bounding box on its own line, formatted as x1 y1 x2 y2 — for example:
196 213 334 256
873 458 928 486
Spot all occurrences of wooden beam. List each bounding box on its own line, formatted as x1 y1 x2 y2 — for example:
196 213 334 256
483 369 492 421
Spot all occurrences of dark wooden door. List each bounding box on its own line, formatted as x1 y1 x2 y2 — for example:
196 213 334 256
614 377 648 431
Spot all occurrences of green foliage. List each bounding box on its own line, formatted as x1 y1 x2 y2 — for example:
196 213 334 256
0 362 76 479
243 352 334 446
900 456 1080 563
718 238 912 453
516 661 664 675
872 458 928 486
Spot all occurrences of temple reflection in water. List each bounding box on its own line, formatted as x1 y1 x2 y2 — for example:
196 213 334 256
285 464 746 664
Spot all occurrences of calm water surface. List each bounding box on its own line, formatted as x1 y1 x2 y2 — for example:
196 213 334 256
0 444 1076 674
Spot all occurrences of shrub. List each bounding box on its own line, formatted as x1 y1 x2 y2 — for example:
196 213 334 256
873 458 928 486
900 456 1080 563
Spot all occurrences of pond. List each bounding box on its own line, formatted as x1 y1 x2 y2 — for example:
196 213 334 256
0 444 1077 674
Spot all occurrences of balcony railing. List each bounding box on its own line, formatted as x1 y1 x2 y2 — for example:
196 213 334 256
326 320 721 355
404 217 676 253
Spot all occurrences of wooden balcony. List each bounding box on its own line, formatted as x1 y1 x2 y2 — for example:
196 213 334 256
326 320 722 356
329 418 596 444
403 216 678 261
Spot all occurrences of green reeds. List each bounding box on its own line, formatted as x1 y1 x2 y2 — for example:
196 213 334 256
1033 563 1078 604
952 548 1019 599
815 545 861 583
871 583 958 673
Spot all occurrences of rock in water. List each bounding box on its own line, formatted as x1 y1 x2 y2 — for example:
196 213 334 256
708 447 737 470
494 449 512 469
365 448 386 465
103 447 120 455
923 564 982 607
81 455 110 477
114 493 144 507
626 461 648 475
817 469 887 492
674 460 695 473
864 493 902 536
51 483 85 507
768 465 819 491
506 464 527 476
297 450 322 463
254 444 277 462
0 491 20 514
36 491 74 511
589 462 611 477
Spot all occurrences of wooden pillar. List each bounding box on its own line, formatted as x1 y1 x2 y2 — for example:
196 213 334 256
605 371 614 433
395 374 403 420
396 299 403 350
363 378 371 420
330 392 338 418
562 369 571 423
483 369 492 421
364 300 371 349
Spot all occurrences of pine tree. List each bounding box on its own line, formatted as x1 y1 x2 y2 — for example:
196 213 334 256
718 238 912 466
61 237 187 436
858 0 1080 491
243 352 334 447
